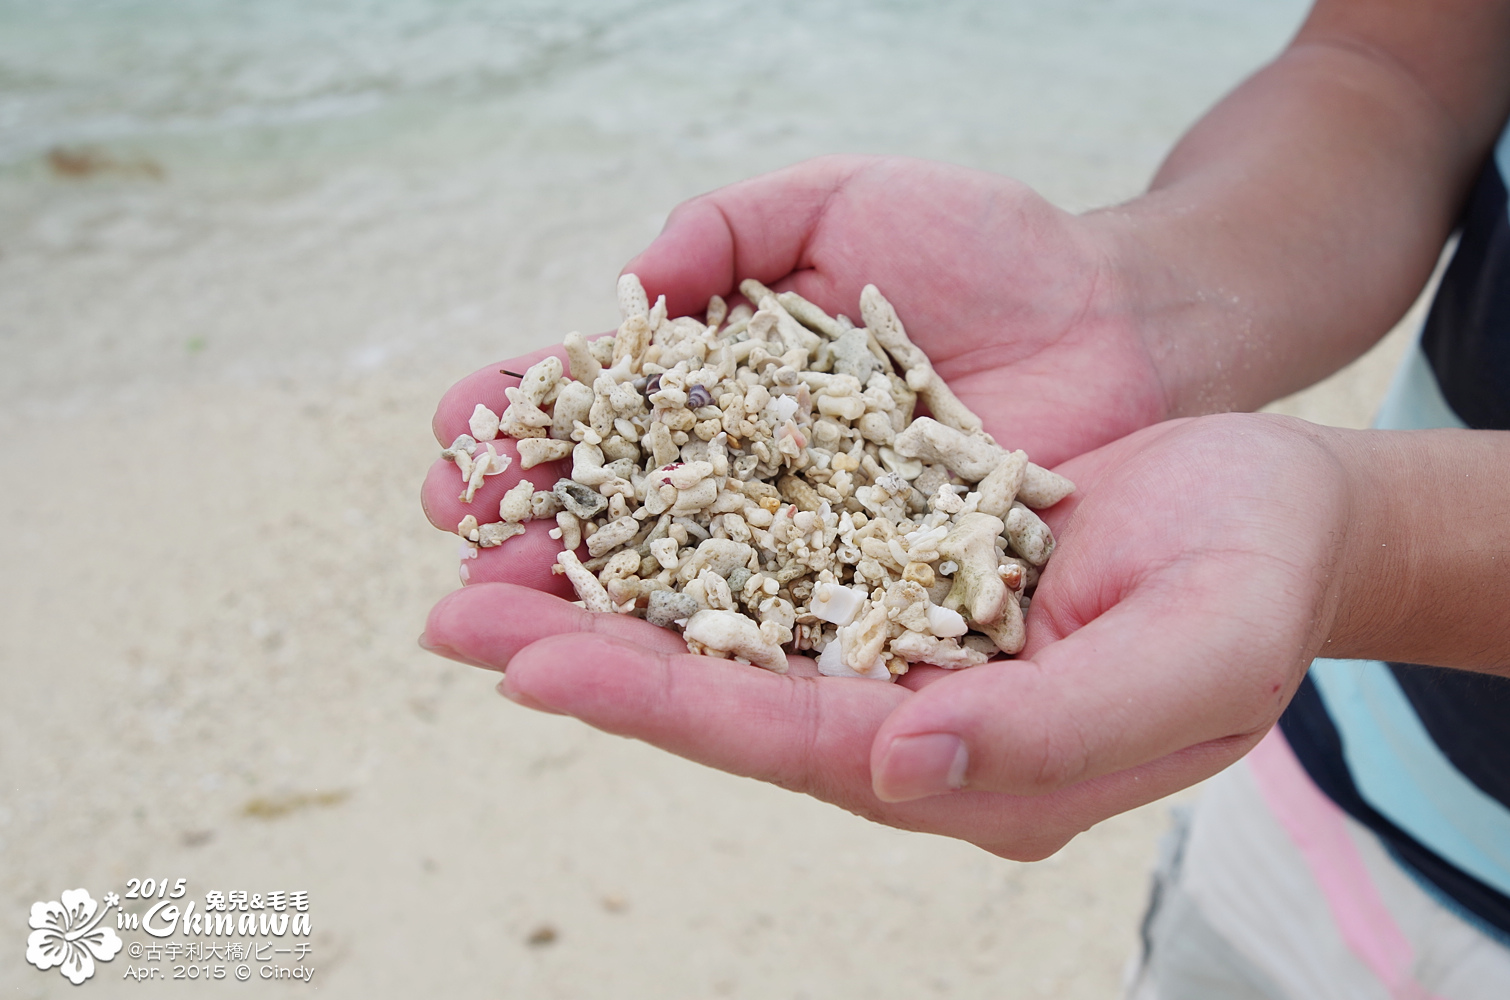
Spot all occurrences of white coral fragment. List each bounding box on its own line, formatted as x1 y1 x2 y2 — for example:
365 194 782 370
888 631 988 669
516 437 573 469
498 479 535 523
555 550 616 613
860 284 981 435
1019 463 1077 509
938 512 1010 625
1005 503 1055 566
649 536 681 570
478 521 526 547
618 273 650 320
683 610 789 673
893 417 1004 482
837 601 890 674
470 404 501 442
585 515 639 557
452 276 1073 676
975 450 1028 518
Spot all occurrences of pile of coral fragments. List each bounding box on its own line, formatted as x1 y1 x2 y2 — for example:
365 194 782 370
443 276 1073 681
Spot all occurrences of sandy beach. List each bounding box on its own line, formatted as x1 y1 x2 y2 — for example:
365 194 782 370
2 2 1433 996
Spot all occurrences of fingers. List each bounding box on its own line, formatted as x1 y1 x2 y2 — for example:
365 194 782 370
457 524 576 597
869 569 1291 802
502 629 909 794
420 451 574 597
420 443 569 532
431 345 574 446
422 583 689 671
497 629 1264 860
623 156 869 316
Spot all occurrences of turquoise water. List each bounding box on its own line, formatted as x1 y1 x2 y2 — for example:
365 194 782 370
0 0 1308 406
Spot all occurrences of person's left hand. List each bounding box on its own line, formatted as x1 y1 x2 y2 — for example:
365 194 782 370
422 412 1356 859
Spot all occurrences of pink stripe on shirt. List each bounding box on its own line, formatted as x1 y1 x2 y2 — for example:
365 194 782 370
1248 728 1442 1000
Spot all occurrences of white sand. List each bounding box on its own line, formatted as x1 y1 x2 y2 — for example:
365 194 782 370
7 3 1439 997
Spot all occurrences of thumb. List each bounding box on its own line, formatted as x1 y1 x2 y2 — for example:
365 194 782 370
623 155 867 317
868 578 1296 802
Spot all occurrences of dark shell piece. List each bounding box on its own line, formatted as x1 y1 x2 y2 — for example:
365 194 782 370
553 479 608 519
687 383 713 409
642 373 663 396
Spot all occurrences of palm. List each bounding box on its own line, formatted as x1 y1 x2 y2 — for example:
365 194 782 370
422 155 1164 594
628 155 1165 467
424 414 1347 858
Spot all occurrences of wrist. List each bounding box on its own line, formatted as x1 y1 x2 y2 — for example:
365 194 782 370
1320 426 1510 672
1314 426 1415 662
1079 201 1269 421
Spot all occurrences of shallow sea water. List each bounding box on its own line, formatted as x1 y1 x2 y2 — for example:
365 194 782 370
0 0 1308 407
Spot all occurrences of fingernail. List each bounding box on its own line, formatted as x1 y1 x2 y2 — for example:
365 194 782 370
874 734 968 802
417 633 495 671
497 678 565 715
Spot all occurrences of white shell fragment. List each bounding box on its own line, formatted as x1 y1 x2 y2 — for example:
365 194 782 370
458 443 512 503
440 276 1074 677
816 632 892 681
926 603 969 638
810 583 867 627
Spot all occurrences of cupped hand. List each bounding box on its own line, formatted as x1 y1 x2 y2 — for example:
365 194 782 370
422 413 1358 859
421 154 1168 588
623 154 1166 468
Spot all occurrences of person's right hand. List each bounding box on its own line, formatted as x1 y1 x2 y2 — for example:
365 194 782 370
419 413 1361 860
623 154 1166 469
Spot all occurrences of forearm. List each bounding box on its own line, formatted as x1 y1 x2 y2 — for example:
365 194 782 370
1326 426 1510 674
1086 1 1510 417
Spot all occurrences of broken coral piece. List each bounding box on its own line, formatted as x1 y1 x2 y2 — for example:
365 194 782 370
437 274 1074 677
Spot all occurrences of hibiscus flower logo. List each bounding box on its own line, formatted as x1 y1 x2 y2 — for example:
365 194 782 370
26 888 122 985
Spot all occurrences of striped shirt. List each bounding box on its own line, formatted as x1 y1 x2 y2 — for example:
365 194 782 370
1279 126 1510 942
